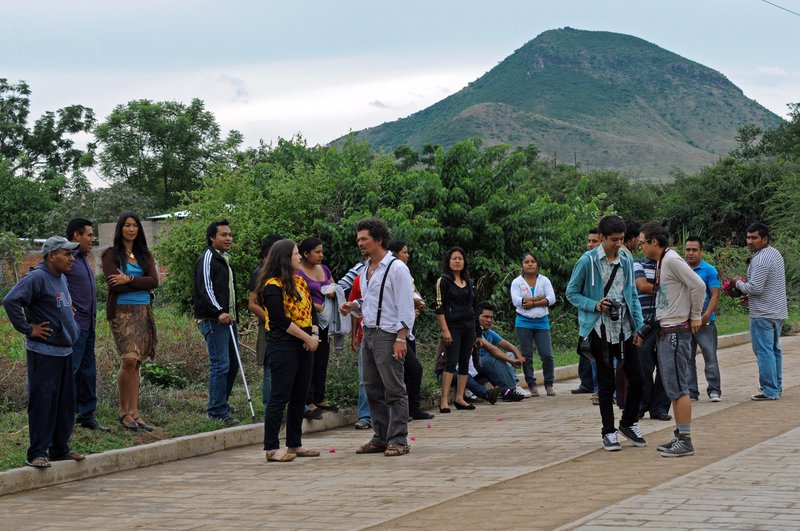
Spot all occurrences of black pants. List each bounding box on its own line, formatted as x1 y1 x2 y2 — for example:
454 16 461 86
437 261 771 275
637 331 671 417
444 325 476 375
307 327 330 405
26 350 75 461
577 352 594 392
589 332 643 436
264 339 313 450
404 339 424 413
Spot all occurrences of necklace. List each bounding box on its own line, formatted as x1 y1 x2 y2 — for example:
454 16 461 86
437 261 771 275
127 249 135 260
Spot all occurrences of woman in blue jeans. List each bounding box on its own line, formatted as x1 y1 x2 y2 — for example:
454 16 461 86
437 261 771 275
257 239 321 462
510 252 556 396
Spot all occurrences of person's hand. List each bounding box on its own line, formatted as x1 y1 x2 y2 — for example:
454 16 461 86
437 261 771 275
511 357 524 368
218 313 232 325
441 329 453 347
351 335 360 353
107 268 131 286
325 290 336 299
304 334 320 352
475 337 488 348
595 298 611 313
414 298 426 310
340 301 354 316
632 334 643 347
393 340 407 361
690 319 702 334
522 298 534 310
30 321 52 340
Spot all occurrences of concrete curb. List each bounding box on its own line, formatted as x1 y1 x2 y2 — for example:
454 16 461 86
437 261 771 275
0 331 753 498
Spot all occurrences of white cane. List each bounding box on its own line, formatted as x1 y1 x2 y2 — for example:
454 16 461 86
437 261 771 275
229 324 256 421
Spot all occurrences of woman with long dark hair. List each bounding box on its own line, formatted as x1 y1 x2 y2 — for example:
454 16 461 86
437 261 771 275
295 236 335 419
435 246 479 413
101 212 159 431
511 252 556 397
257 239 320 462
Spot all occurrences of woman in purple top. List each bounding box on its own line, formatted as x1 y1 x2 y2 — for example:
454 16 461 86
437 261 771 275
296 237 335 419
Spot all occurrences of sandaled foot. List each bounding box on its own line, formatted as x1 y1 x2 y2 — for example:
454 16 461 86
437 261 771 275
356 442 386 454
529 386 540 397
25 457 51 468
288 447 320 457
133 416 155 432
51 451 85 462
118 414 139 430
545 385 556 397
384 444 410 456
265 450 296 462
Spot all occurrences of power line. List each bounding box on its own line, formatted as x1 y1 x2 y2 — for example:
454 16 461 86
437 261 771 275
761 0 800 17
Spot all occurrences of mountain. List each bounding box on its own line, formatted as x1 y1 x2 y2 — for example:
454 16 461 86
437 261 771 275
338 28 784 179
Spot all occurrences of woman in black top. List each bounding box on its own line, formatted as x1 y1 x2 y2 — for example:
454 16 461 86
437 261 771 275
257 239 320 462
435 247 479 413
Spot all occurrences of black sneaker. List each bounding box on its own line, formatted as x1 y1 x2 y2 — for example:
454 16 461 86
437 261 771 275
303 408 323 421
222 416 240 427
409 410 435 420
751 393 779 401
501 389 525 402
618 423 647 447
488 387 501 405
602 432 622 451
659 434 694 457
656 429 680 452
78 417 111 432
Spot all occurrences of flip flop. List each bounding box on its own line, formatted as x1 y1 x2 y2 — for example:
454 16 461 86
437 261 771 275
265 450 296 462
51 452 85 462
25 457 51 468
288 447 320 457
356 442 386 454
384 444 410 457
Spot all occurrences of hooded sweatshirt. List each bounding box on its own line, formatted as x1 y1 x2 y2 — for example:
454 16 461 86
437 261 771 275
3 262 79 356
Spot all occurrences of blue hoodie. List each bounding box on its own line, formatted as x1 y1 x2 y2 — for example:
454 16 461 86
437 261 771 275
565 247 644 338
3 262 79 356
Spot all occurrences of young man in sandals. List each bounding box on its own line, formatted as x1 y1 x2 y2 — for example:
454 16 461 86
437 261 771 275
3 237 86 468
340 218 416 457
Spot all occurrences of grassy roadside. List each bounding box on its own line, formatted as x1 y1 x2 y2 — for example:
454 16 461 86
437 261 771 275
1 301 794 472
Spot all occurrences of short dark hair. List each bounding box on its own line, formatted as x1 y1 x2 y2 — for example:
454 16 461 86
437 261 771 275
206 220 230 246
597 215 626 237
299 236 323 258
640 221 670 247
356 218 391 249
588 227 599 235
260 234 284 259
387 239 406 254
624 220 641 242
478 301 495 314
685 236 703 249
66 218 93 241
746 222 770 240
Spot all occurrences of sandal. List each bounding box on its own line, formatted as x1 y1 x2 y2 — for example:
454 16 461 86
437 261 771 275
25 457 51 468
384 444 410 457
529 386 540 397
288 447 320 457
118 414 139 431
265 450 296 462
545 386 556 397
51 452 85 462
133 416 155 432
355 442 386 454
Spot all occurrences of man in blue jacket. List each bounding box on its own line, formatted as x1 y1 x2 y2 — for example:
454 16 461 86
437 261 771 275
566 216 646 452
3 236 86 468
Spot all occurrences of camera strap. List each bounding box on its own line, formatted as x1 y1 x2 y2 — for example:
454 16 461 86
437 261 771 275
603 263 620 297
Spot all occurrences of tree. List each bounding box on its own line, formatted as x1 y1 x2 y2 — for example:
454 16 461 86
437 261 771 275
95 99 242 209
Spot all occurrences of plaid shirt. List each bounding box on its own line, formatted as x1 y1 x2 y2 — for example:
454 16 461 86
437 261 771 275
593 246 633 344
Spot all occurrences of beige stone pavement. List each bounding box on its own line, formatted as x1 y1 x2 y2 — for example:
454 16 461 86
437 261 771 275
0 336 797 530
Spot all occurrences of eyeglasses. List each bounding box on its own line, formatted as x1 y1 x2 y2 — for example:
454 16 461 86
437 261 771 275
637 239 649 249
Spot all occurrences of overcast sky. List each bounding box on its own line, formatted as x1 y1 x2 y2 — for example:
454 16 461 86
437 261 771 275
3 0 799 180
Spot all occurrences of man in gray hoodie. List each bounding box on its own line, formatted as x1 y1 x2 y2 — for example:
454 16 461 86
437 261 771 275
3 236 85 468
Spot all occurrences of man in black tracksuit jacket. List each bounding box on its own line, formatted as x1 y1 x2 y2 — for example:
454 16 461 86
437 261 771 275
193 220 240 426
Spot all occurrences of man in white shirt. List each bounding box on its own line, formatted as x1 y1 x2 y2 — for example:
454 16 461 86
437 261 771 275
340 218 416 457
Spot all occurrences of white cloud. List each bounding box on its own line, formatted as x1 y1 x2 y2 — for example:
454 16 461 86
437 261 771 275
754 66 790 77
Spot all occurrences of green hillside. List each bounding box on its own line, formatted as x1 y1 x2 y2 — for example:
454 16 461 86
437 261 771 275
338 28 783 179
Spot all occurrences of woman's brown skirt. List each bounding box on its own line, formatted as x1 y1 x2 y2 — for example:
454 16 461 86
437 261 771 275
110 304 157 362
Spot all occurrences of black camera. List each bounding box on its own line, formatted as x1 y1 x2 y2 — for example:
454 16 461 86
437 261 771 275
608 299 622 321
638 317 659 340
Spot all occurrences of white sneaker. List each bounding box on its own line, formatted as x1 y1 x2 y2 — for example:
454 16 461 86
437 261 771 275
602 432 622 451
515 385 532 398
709 393 721 402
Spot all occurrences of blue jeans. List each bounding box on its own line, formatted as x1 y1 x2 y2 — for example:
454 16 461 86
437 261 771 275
71 328 97 422
198 320 240 419
357 345 371 423
689 322 721 397
264 339 313 450
515 327 555 387
478 353 516 393
750 317 783 398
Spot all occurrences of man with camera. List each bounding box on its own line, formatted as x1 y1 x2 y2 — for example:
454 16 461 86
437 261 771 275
566 215 646 452
638 222 706 457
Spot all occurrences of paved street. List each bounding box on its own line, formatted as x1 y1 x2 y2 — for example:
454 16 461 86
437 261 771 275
0 336 797 530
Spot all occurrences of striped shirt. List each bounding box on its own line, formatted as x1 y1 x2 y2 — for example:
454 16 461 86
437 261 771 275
736 246 788 320
634 258 657 319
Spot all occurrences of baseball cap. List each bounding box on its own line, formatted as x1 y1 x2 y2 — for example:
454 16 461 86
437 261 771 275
41 236 80 256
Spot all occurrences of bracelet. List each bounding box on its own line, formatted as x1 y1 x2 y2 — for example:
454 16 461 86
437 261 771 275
395 338 406 344
311 332 319 336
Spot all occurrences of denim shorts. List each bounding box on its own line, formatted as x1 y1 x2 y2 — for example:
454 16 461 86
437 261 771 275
656 330 692 400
